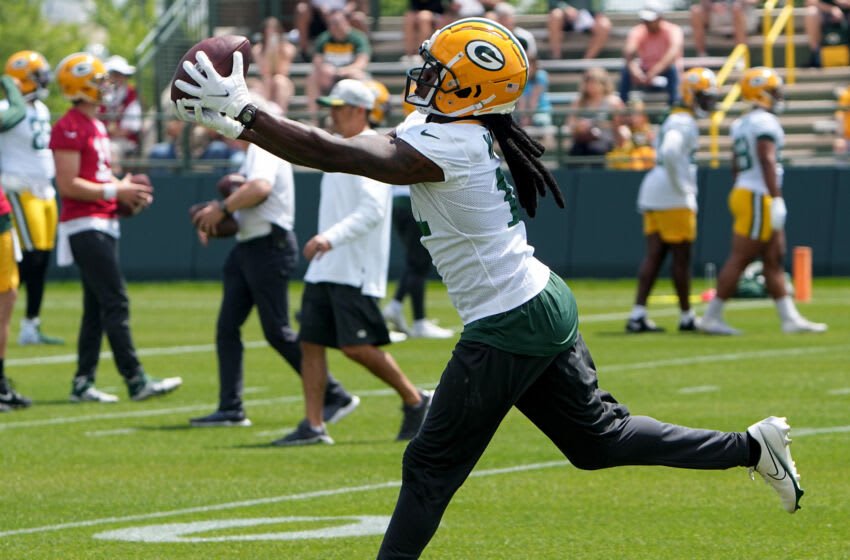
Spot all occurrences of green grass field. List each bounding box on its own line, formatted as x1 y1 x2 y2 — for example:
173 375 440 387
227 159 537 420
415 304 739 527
2 278 849 559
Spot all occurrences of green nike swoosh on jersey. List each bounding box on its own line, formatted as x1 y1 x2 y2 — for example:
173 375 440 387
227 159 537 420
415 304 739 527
420 130 440 139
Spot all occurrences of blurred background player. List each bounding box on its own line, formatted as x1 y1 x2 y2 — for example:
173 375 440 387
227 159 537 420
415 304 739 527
1 51 63 346
370 80 454 340
188 97 358 428
699 67 828 335
99 55 143 168
0 78 33 411
267 79 431 445
50 52 182 402
626 68 718 333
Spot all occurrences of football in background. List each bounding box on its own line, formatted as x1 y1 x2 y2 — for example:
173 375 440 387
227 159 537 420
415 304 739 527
188 201 238 238
170 35 252 102
117 173 154 218
216 173 246 198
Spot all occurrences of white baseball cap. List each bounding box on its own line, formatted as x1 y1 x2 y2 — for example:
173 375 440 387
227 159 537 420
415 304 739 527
639 1 663 21
105 55 136 75
318 79 375 110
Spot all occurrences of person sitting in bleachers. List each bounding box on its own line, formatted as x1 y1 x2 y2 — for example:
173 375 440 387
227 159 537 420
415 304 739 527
690 0 758 57
804 0 850 67
516 43 554 148
547 0 611 60
304 9 371 122
619 3 684 106
252 17 296 114
568 67 625 167
294 0 369 61
402 0 446 64
607 96 656 170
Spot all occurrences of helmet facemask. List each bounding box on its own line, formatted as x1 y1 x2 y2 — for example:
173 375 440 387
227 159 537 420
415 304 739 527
404 43 460 115
693 88 718 118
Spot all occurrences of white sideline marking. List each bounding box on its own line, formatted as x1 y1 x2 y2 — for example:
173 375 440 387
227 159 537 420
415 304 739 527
2 345 847 432
677 385 719 394
85 428 138 437
0 460 568 539
793 426 850 437
6 341 269 367
827 387 850 395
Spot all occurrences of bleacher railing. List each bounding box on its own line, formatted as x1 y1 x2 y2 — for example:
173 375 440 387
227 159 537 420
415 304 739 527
709 44 750 168
762 0 796 84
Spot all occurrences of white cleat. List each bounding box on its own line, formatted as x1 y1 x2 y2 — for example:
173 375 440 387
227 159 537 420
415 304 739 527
697 317 741 336
410 319 455 339
781 318 828 334
382 303 409 335
70 387 120 403
747 416 804 513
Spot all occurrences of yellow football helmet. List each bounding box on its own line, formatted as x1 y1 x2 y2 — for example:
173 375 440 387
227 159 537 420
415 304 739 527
405 17 528 117
55 52 108 104
680 67 718 116
4 50 51 101
365 79 391 126
740 67 784 112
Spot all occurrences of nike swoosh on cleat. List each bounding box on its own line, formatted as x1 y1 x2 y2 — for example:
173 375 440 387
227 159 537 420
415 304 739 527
760 427 787 480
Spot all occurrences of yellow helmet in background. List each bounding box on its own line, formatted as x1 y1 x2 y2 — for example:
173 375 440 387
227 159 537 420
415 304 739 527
5 50 51 100
55 52 108 104
365 79 391 126
680 67 718 116
740 67 784 112
405 17 528 117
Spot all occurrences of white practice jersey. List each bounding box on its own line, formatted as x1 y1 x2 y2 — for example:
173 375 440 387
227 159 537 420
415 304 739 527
730 108 784 195
304 129 392 298
637 110 699 211
0 99 55 198
395 113 550 325
235 143 295 241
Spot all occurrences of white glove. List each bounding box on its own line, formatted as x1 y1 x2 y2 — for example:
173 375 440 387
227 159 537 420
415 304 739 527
770 196 787 231
175 98 245 139
174 51 251 119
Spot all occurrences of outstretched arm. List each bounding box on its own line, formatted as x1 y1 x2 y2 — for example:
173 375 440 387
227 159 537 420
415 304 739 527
241 112 444 184
174 51 443 185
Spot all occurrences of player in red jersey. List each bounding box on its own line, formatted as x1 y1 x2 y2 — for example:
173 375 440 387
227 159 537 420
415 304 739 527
50 52 182 403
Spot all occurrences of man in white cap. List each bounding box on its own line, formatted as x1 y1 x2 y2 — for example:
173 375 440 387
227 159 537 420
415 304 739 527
99 55 142 164
620 1 684 105
273 79 431 446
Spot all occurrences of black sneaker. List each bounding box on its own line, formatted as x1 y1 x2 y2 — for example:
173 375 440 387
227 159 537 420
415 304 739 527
679 316 698 332
625 316 665 333
271 419 334 446
397 390 432 441
323 394 360 424
0 379 32 409
189 409 252 427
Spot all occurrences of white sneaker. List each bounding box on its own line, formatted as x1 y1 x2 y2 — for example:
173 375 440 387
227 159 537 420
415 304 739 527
410 319 455 339
389 330 408 343
382 302 409 334
697 317 741 336
70 386 120 403
781 317 828 334
747 416 804 513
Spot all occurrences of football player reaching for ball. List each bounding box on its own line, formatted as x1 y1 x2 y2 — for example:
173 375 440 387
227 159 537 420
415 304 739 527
175 20 804 558
50 52 181 404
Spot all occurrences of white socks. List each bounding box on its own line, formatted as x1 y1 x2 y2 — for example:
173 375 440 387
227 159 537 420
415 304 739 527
630 305 647 321
775 295 801 322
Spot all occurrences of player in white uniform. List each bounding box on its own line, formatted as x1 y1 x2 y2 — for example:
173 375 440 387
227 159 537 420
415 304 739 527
699 67 827 335
175 19 805 557
626 67 718 333
1 51 63 345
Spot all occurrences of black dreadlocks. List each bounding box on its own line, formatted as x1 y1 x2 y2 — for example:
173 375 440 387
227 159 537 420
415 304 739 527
477 114 565 218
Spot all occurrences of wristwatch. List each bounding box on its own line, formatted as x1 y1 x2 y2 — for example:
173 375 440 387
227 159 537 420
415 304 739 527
236 103 259 129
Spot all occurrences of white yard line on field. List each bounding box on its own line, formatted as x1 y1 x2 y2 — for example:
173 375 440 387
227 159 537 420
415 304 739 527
0 460 569 539
2 345 847 431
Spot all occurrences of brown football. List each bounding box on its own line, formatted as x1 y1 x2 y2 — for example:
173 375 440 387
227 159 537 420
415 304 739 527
188 201 238 238
117 173 154 218
216 173 246 198
170 35 252 102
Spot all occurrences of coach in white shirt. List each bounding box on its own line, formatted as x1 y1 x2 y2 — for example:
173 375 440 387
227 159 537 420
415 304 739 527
274 79 431 446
